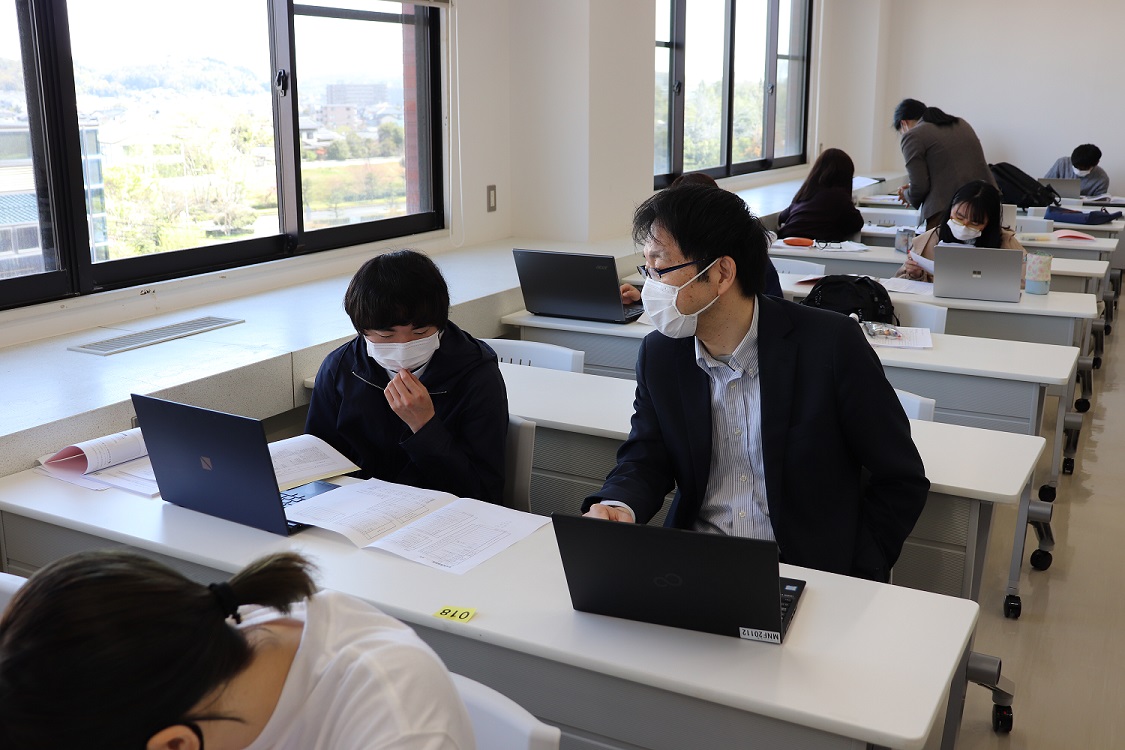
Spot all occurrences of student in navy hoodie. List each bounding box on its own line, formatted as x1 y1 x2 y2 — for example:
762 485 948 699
306 250 508 503
776 148 864 242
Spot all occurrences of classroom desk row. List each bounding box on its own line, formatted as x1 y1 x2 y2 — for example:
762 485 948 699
0 442 980 750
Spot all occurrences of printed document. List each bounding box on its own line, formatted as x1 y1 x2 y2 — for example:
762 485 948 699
879 277 934 295
286 478 549 574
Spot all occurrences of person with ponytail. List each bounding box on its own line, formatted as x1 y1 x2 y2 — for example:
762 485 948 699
892 98 995 230
894 180 1025 283
0 550 475 750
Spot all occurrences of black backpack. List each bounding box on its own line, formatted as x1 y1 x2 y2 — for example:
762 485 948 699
800 275 897 324
990 162 1061 209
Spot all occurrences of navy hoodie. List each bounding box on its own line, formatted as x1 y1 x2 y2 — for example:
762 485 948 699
305 322 508 503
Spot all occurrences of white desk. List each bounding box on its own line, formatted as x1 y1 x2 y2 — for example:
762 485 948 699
768 243 1107 294
0 468 977 750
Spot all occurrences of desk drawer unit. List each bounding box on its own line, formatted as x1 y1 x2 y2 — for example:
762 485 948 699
883 368 1043 435
519 328 639 379
892 494 976 599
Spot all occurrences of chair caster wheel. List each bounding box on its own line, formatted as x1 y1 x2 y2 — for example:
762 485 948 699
992 704 1014 733
1030 549 1052 571
1106 324 1113 335
1063 457 1075 474
1038 484 1056 502
1075 398 1090 412
1093 357 1103 370
1004 594 1022 619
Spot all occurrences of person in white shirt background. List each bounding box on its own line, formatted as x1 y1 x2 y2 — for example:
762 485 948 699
0 550 475 750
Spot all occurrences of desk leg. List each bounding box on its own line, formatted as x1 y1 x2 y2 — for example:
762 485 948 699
940 646 971 750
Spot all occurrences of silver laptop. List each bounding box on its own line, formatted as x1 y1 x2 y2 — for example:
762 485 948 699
933 243 1023 303
1039 177 1081 199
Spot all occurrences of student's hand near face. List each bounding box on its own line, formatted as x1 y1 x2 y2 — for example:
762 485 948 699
620 283 641 304
584 503 635 523
897 184 911 204
384 369 435 433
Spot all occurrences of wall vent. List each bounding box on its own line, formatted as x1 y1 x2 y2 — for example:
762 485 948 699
68 316 244 356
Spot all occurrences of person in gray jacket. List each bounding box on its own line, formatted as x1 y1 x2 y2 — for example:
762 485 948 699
1044 144 1110 197
892 98 995 229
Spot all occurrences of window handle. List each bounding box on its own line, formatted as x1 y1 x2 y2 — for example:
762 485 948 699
275 69 289 97
673 80 683 96
767 82 776 96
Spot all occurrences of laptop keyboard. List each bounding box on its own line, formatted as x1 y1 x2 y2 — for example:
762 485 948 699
780 591 795 619
279 489 308 507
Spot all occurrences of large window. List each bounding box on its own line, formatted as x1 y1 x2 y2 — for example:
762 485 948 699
655 0 811 187
0 0 443 310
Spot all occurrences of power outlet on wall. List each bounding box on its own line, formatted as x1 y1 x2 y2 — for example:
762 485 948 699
487 185 497 212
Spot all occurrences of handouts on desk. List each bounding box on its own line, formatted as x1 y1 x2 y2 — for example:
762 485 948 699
862 323 933 349
879 277 934 295
285 478 549 574
37 428 158 495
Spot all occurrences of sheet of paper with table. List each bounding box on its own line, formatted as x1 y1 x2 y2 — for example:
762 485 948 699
286 478 549 574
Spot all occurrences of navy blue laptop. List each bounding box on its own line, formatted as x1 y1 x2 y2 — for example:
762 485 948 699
513 249 644 324
131 394 337 536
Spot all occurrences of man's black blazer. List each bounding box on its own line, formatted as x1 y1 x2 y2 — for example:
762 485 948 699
584 294 929 581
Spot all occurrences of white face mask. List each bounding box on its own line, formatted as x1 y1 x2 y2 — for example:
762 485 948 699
1073 167 1091 177
947 219 982 243
641 259 720 338
365 330 440 373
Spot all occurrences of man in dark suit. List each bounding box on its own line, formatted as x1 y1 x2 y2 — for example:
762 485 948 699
583 183 928 581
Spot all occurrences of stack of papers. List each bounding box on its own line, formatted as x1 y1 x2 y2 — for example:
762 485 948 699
863 325 933 349
879 277 934 295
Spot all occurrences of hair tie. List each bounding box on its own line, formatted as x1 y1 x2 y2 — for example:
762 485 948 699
208 582 242 624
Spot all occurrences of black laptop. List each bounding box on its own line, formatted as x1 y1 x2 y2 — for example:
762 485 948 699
552 514 805 644
131 394 338 536
513 248 644 324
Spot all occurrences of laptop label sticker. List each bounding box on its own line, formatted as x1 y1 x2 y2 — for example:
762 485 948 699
739 627 781 644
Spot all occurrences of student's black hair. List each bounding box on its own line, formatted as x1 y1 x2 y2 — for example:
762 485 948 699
633 182 767 298
893 98 926 130
791 148 856 204
936 180 1003 248
893 99 960 129
0 550 317 750
670 172 720 189
343 249 450 333
1071 144 1102 170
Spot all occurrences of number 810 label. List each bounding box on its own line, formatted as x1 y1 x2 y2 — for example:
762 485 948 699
433 606 477 622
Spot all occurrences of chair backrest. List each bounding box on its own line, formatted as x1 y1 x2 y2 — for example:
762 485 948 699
504 414 535 512
895 389 936 421
483 339 584 373
0 571 26 612
771 258 826 276
450 673 561 750
892 298 948 333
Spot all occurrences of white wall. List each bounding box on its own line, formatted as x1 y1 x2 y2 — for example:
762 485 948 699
877 0 1125 186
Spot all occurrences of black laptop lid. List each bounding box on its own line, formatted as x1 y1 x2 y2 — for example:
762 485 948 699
513 249 639 323
552 514 799 643
131 394 290 535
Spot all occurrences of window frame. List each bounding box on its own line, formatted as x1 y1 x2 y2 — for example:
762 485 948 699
1 0 445 310
655 0 813 189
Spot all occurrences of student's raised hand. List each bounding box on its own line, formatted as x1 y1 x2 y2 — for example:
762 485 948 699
584 503 635 523
620 283 641 304
384 368 435 433
896 184 911 204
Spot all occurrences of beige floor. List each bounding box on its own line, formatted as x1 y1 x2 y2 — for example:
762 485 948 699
955 322 1125 748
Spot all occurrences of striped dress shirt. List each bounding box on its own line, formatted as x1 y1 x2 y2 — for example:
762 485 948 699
692 302 774 540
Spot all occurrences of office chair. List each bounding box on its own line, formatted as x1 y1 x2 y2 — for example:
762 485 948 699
770 258 826 276
450 673 561 750
894 389 936 421
504 414 536 512
483 339 584 373
0 571 26 611
892 298 948 333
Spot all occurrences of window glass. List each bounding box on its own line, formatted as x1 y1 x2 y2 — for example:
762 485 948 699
731 0 768 164
683 0 725 171
654 47 672 176
774 0 809 158
0 1 53 280
66 0 277 263
294 7 431 231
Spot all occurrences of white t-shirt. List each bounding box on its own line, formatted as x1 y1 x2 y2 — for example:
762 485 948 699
240 591 475 750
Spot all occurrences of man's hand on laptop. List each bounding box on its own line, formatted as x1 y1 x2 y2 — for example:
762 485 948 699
585 503 635 523
620 283 641 305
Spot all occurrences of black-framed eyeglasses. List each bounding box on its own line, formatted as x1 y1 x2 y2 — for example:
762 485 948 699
814 240 843 249
635 258 708 281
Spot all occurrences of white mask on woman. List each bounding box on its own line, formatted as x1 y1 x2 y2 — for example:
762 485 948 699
947 220 982 243
641 259 720 338
365 331 441 373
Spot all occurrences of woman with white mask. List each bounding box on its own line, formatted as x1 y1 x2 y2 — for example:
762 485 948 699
305 250 509 503
894 180 1026 284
